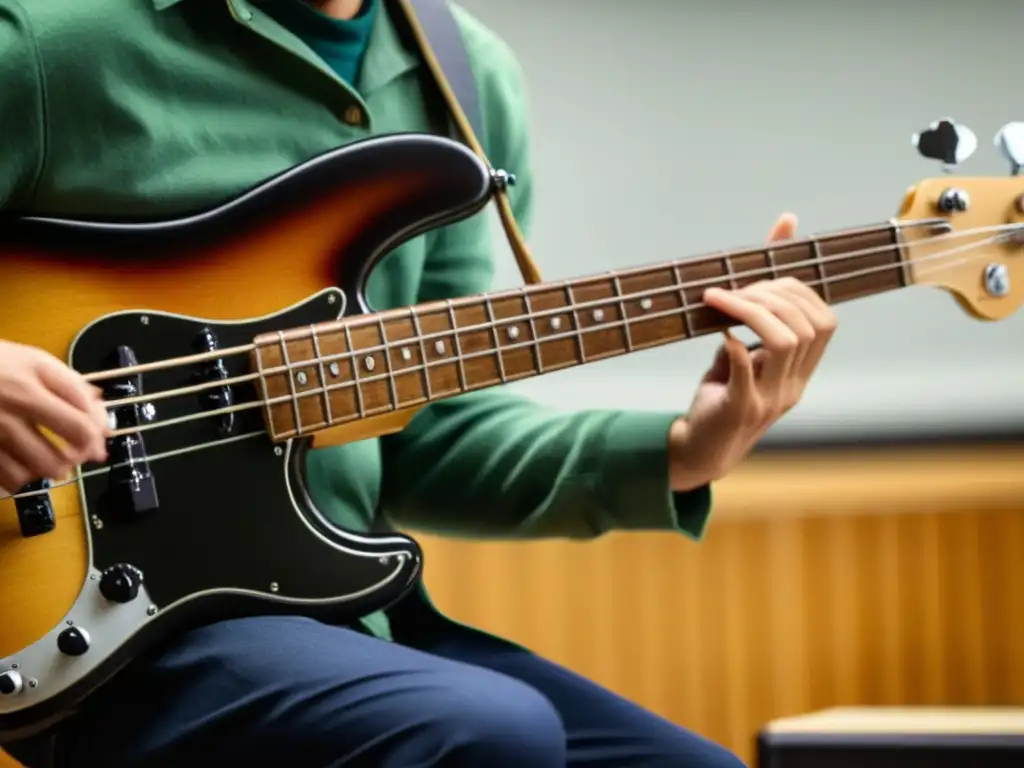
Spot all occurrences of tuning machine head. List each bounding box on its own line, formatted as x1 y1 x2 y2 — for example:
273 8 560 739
912 118 977 172
994 123 1024 176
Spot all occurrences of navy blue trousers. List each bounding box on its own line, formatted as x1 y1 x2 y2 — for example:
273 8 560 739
9 617 744 767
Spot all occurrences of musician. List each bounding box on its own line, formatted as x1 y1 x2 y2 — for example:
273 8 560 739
0 0 836 765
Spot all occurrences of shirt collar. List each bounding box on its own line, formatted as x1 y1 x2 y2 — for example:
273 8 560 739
358 0 420 95
153 0 419 95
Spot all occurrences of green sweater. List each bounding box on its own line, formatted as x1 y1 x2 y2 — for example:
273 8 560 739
0 0 713 640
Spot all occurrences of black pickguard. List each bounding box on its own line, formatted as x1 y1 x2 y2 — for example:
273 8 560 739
0 133 496 740
69 292 422 619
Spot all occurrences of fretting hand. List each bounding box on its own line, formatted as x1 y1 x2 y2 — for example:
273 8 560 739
668 213 837 491
0 340 109 494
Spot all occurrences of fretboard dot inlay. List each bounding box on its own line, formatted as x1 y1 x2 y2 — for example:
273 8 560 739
259 224 908 445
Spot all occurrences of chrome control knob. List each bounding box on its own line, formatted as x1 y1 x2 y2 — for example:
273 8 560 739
0 670 24 696
57 626 90 657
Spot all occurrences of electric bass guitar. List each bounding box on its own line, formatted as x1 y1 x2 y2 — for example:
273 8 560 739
0 132 1021 739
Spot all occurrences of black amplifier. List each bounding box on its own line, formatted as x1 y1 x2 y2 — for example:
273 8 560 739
757 707 1024 768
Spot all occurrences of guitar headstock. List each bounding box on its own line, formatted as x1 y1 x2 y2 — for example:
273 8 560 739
899 119 1024 321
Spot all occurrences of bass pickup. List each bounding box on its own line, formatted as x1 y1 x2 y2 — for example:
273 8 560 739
192 327 235 437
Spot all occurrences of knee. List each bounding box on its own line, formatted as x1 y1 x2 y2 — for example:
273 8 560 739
426 672 566 765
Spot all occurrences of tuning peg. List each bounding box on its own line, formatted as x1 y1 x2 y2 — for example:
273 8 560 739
912 118 977 172
994 123 1024 176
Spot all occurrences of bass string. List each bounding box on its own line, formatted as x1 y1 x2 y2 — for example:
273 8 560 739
84 219 996 388
100 221 1020 413
1 226 1017 505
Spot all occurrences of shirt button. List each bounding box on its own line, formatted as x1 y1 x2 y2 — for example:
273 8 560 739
343 105 363 126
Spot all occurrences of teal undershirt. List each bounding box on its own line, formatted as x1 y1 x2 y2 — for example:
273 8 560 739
265 0 379 88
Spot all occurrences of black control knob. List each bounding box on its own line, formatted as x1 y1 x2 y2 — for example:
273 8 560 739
57 626 90 657
0 670 23 695
99 563 143 604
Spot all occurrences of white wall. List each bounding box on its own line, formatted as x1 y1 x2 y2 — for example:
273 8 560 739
458 0 1024 443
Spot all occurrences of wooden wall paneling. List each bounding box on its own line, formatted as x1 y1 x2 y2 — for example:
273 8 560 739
416 511 1024 764
411 445 1024 764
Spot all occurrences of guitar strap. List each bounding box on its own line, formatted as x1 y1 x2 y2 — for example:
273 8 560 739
392 0 543 285
371 2 544 640
399 0 484 147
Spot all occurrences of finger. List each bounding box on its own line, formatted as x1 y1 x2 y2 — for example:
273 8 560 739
723 337 756 403
701 343 733 385
773 279 837 378
89 394 112 435
766 212 798 243
774 277 833 321
85 394 111 461
19 385 106 462
0 415 74 481
0 450 32 496
35 356 101 418
703 288 799 384
741 283 816 381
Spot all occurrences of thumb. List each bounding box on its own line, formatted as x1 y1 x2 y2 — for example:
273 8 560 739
701 343 732 384
767 212 798 243
724 338 755 400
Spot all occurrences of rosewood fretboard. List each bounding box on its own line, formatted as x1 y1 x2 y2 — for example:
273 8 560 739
253 220 931 440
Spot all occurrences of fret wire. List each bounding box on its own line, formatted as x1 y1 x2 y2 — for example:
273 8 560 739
446 299 469 392
408 307 433 400
308 325 333 427
278 298 733 416
256 247 931 430
722 254 739 290
611 275 634 353
342 324 366 419
563 282 586 362
265 233 915 386
276 331 304 436
519 289 544 373
253 342 277 437
483 297 509 383
889 219 911 287
377 317 400 411
270 253 920 418
766 248 779 280
673 264 695 338
276 299 770 408
810 237 832 303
